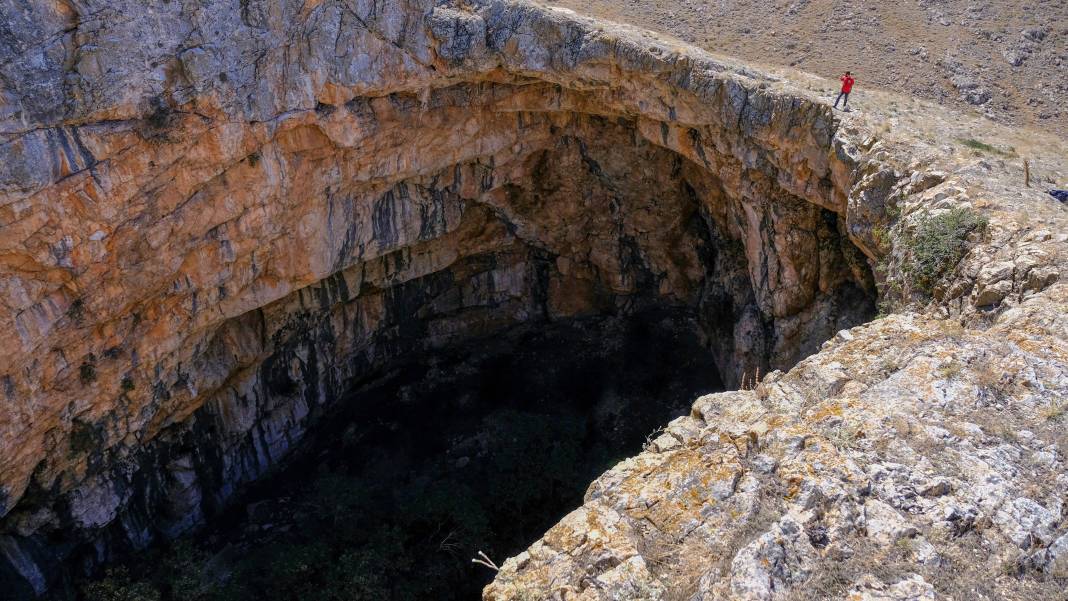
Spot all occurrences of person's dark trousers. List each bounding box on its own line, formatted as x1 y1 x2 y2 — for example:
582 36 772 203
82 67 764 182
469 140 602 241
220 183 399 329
834 91 850 108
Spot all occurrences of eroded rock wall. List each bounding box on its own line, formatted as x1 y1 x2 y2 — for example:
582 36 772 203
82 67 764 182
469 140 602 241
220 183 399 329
0 0 918 595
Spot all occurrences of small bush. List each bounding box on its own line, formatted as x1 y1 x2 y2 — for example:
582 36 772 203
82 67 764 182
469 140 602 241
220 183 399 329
140 98 174 142
67 298 86 323
80 361 98 384
159 541 210 600
902 207 988 294
121 376 136 392
960 138 995 153
959 138 1016 157
82 567 160 601
146 104 171 131
70 419 100 456
825 421 865 450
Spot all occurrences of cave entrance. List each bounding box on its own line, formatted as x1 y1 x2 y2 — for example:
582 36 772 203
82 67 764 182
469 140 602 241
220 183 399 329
70 105 876 600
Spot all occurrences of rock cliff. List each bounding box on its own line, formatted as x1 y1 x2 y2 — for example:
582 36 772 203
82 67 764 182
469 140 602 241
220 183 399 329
0 0 1065 599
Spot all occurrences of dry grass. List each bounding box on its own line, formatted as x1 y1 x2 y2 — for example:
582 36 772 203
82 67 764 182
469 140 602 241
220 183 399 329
823 420 866 451
937 360 964 380
640 475 789 599
780 537 914 600
924 529 1068 601
1038 399 1067 423
781 528 1068 601
642 536 716 601
974 364 1016 405
549 0 1068 139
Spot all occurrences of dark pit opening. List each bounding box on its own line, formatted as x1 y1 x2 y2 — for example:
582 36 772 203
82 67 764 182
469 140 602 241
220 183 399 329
202 310 720 600
10 97 878 601
68 310 725 601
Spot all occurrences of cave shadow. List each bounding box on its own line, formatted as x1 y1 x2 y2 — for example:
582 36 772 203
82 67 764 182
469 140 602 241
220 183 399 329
180 308 724 600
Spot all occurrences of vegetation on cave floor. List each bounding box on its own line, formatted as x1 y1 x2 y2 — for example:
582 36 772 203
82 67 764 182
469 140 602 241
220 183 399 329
80 313 722 601
86 411 601 601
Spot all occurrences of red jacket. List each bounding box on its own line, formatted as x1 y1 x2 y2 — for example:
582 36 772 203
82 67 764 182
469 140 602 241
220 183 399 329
840 75 855 93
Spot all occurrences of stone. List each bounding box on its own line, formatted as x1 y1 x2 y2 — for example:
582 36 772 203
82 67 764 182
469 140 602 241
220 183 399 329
0 537 48 598
1025 266 1059 293
920 480 952 498
849 574 936 601
2 0 886 588
1046 532 1068 578
727 515 817 599
975 280 1012 306
864 500 918 545
994 497 1059 548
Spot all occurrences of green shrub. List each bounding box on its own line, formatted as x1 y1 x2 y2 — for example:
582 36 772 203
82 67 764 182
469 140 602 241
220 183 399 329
76 403 635 600
902 207 988 294
83 567 161 601
265 542 332 596
958 138 1015 157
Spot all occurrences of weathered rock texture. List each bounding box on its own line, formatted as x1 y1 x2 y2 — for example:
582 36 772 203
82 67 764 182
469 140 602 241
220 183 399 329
486 303 1068 600
0 0 1065 599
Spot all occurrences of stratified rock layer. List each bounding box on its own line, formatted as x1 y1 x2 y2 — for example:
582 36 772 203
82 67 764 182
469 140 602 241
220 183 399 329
0 0 1065 599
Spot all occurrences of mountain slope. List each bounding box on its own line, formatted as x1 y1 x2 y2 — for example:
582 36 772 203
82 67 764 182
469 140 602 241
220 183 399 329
551 0 1068 137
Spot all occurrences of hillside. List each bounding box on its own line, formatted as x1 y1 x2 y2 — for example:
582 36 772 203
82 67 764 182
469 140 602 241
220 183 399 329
551 0 1068 137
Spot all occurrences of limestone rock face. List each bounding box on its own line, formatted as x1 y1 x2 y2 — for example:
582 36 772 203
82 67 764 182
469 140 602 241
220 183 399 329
0 0 1066 598
486 292 1068 599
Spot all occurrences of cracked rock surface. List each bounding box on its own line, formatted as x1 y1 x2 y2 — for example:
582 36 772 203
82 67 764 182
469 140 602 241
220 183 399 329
486 303 1068 599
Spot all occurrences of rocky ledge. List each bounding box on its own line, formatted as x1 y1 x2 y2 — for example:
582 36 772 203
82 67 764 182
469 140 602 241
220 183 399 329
1 0 1066 599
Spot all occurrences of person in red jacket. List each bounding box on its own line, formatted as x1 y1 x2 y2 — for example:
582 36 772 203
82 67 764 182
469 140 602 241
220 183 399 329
834 71 855 110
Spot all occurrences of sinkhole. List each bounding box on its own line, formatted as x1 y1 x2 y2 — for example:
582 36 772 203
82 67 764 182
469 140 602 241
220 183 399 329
4 83 877 600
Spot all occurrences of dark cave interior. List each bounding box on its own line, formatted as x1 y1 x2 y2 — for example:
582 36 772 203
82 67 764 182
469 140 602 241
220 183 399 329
76 310 724 600
7 108 877 601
